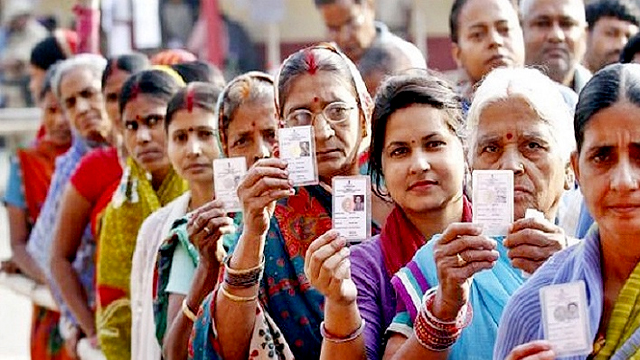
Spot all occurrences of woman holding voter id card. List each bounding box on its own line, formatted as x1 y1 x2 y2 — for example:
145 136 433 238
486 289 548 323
129 82 225 360
149 73 278 360
305 72 472 360
188 44 376 360
380 68 574 360
497 64 640 360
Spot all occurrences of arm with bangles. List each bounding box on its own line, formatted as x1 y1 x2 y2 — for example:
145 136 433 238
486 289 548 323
213 158 293 360
50 184 96 339
305 230 366 360
163 200 234 360
382 223 495 360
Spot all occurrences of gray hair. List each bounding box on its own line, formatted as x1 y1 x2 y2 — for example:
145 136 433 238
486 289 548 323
466 67 576 165
52 54 107 100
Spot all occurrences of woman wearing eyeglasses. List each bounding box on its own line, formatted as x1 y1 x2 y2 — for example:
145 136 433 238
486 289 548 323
189 44 379 360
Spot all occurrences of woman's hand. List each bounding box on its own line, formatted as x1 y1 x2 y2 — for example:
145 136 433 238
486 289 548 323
237 158 294 239
0 258 20 274
304 230 356 306
506 340 555 360
188 199 236 267
505 218 564 274
433 223 499 320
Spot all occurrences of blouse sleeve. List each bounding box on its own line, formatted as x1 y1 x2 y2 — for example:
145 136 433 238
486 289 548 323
165 241 196 295
3 156 26 209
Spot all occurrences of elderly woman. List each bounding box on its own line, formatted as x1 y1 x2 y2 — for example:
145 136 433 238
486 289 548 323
496 64 640 360
189 43 377 360
148 73 277 360
377 67 575 360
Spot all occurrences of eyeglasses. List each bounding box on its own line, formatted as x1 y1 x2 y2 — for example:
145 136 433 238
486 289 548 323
285 101 356 127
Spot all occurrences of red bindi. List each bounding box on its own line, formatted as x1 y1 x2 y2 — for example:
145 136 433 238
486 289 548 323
506 133 513 140
313 97 319 103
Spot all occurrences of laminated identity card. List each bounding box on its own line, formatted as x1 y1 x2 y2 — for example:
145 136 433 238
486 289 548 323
278 125 319 186
539 281 592 357
332 176 371 244
213 157 247 213
472 170 514 236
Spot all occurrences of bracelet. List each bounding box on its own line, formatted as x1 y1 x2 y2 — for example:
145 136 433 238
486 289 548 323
219 284 258 303
320 319 366 344
224 256 265 288
413 287 473 351
181 298 197 322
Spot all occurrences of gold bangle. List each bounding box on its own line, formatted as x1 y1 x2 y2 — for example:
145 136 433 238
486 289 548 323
224 256 266 276
181 298 197 322
219 285 258 302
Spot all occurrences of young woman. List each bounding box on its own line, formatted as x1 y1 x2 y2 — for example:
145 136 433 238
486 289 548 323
130 82 225 360
95 68 188 359
305 72 470 360
1 63 73 360
497 63 640 360
384 67 573 360
148 72 277 360
189 44 376 360
49 53 148 353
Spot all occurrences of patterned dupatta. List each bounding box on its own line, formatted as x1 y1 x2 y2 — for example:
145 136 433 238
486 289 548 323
189 185 336 360
96 157 188 360
16 139 70 224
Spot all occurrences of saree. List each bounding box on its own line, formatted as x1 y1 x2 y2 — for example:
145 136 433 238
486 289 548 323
11 139 72 360
390 235 524 360
96 157 188 360
130 192 191 360
189 185 335 360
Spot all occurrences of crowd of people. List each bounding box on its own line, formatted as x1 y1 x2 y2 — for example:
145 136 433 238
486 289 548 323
3 0 640 359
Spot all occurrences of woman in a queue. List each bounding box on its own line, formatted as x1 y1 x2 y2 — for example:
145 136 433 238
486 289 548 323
189 43 377 359
497 63 640 360
151 72 278 360
49 53 148 353
95 68 189 359
305 72 471 360
130 81 225 360
381 67 574 359
1 63 73 360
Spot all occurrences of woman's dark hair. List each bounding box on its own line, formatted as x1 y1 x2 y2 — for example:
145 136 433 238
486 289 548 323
165 81 224 131
368 72 465 197
170 61 226 88
101 53 150 88
620 32 640 63
119 69 183 115
575 63 640 151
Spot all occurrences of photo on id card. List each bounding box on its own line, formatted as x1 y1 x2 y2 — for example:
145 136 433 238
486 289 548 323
278 125 318 186
213 157 247 213
539 281 592 357
471 170 514 236
332 176 371 245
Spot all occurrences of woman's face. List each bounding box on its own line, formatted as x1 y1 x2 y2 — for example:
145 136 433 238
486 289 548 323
572 101 640 238
167 107 221 185
381 104 465 215
226 100 278 168
41 90 72 147
122 94 171 179
103 68 131 131
282 71 361 180
471 98 570 220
